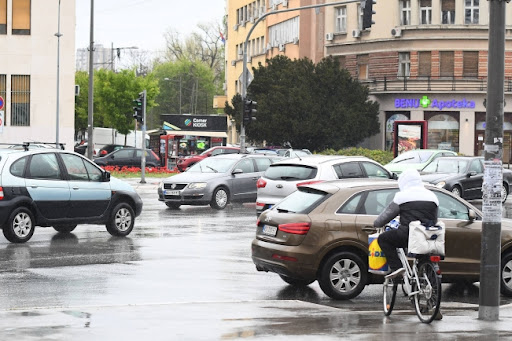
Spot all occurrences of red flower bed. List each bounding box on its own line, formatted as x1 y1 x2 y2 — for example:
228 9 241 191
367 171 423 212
102 165 178 174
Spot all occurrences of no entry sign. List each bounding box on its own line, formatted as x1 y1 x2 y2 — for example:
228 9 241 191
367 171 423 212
0 96 4 110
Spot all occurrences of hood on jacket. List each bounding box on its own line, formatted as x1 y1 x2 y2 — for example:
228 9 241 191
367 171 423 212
395 168 439 206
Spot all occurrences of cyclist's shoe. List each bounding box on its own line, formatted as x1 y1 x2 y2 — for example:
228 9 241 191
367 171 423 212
435 310 443 320
385 267 405 280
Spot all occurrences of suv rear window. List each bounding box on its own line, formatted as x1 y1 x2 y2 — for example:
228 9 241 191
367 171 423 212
264 164 317 181
274 188 327 214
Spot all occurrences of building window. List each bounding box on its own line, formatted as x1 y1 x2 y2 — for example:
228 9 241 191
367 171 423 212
334 55 346 69
357 54 369 80
442 0 455 24
398 52 410 78
420 0 432 25
465 0 479 24
400 0 411 25
426 112 460 152
0 74 5 125
335 6 347 33
0 0 6 34
386 113 410 152
440 51 454 77
358 3 363 30
418 51 431 77
12 0 31 35
11 75 30 126
463 51 479 77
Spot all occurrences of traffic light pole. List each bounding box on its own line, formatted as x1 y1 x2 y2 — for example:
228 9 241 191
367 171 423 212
140 89 147 184
240 0 363 152
480 0 507 322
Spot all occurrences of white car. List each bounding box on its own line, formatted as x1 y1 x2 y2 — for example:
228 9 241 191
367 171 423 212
255 155 396 216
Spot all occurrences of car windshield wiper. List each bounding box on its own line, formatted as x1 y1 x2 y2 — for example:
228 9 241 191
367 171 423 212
277 208 296 213
280 176 300 180
206 166 218 173
394 157 415 164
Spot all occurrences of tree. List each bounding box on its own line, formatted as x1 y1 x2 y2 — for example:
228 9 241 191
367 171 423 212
74 71 90 137
228 56 380 151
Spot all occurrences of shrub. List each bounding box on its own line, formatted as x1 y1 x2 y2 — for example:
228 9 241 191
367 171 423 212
320 147 394 165
101 165 178 177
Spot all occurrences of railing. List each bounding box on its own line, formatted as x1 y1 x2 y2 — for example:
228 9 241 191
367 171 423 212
364 76 512 93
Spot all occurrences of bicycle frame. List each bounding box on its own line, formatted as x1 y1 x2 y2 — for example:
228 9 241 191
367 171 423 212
397 248 421 296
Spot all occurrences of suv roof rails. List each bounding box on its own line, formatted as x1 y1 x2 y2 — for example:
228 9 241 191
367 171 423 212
23 142 66 150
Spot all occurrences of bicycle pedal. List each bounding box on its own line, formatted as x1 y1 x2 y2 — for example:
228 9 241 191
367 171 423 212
408 290 419 296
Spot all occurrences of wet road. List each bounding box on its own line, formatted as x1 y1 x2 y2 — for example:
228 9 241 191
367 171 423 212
1 180 512 339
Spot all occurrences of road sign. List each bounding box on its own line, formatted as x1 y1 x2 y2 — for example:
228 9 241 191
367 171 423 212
0 110 4 133
0 96 4 110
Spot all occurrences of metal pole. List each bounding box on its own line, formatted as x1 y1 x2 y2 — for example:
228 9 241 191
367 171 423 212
140 89 147 184
55 0 62 148
87 0 94 160
179 76 182 115
240 0 359 152
480 0 506 321
111 42 114 71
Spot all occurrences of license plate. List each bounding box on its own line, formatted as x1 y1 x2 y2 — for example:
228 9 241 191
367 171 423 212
164 190 180 196
262 225 278 236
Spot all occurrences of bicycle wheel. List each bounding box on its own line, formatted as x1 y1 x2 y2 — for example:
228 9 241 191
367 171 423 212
383 278 398 316
413 261 442 323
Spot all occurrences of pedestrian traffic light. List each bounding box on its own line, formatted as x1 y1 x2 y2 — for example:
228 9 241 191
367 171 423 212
243 98 257 125
362 0 376 30
133 92 144 123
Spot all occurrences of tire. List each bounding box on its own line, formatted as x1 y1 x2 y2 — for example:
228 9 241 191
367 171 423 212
451 186 462 198
106 202 135 237
210 187 229 210
279 274 315 287
3 207 35 243
383 278 398 316
318 251 367 300
501 252 512 296
53 224 77 233
413 261 442 323
165 202 181 209
502 183 509 204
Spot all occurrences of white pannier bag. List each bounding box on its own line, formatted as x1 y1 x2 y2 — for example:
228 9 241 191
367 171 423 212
408 220 445 256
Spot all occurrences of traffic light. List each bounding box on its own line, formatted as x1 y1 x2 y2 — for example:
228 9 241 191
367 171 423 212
362 0 376 30
243 98 257 125
133 92 144 123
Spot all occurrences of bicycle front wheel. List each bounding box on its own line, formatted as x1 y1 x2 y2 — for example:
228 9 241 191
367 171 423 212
413 261 442 323
383 278 398 316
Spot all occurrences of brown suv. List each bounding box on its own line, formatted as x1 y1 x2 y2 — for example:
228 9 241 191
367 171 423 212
251 179 512 300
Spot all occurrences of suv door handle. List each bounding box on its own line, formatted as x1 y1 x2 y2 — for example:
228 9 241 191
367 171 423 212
72 186 79 190
362 226 377 234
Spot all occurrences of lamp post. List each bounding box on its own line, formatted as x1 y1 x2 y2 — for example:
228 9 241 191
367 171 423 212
110 43 138 71
55 0 62 148
87 0 94 160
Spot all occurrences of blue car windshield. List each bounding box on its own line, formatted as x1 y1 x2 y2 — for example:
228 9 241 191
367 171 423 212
187 157 237 173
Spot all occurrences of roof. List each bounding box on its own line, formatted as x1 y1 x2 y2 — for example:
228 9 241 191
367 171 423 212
271 154 370 166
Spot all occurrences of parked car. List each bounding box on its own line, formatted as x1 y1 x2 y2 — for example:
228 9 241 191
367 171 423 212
0 148 143 243
158 154 279 210
96 144 132 157
252 179 512 300
420 156 512 203
256 155 396 216
94 148 160 168
384 149 457 175
275 149 312 157
176 146 240 172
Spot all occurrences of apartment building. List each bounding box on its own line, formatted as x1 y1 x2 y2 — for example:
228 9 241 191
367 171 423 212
0 0 76 147
76 44 114 72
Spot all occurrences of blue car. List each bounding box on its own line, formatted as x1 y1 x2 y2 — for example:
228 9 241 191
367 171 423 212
0 147 142 243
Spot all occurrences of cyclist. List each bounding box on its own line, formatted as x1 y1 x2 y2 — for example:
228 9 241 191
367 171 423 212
373 168 439 280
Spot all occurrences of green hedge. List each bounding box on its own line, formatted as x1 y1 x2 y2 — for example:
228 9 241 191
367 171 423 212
319 147 394 165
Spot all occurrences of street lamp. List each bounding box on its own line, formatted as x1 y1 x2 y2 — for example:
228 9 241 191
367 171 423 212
55 0 62 148
110 43 138 71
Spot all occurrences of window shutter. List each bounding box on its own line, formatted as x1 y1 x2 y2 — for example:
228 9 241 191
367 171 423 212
463 51 479 77
418 51 431 76
440 51 454 77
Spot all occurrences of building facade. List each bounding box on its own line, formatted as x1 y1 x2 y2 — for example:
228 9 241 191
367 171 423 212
0 0 76 147
76 44 114 72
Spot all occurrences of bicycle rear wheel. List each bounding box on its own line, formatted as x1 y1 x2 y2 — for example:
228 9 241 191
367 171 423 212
413 261 442 323
383 278 398 316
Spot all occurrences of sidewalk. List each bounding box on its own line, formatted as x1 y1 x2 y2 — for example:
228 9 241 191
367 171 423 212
1 300 511 340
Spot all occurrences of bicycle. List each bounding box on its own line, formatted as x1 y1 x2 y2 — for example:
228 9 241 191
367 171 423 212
382 247 443 323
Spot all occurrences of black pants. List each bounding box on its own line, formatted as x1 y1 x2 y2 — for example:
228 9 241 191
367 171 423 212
378 227 409 271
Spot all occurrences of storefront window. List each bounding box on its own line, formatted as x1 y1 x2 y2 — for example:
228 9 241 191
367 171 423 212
385 112 410 152
426 112 459 152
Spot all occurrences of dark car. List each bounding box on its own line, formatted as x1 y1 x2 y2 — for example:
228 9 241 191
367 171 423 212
94 148 160 168
251 179 512 300
176 146 240 172
420 156 512 203
0 148 142 243
96 144 132 157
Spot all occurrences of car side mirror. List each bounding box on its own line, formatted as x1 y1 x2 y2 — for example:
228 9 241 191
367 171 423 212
232 169 243 175
102 171 111 182
392 173 398 180
468 209 476 221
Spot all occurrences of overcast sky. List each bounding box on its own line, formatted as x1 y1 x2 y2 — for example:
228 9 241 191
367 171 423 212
75 0 226 52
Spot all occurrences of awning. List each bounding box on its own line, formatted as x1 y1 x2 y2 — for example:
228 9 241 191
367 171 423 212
163 130 228 138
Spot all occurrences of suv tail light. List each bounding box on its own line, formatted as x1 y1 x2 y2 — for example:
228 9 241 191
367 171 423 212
296 180 324 187
0 186 3 200
100 150 108 156
256 178 267 188
278 222 311 235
